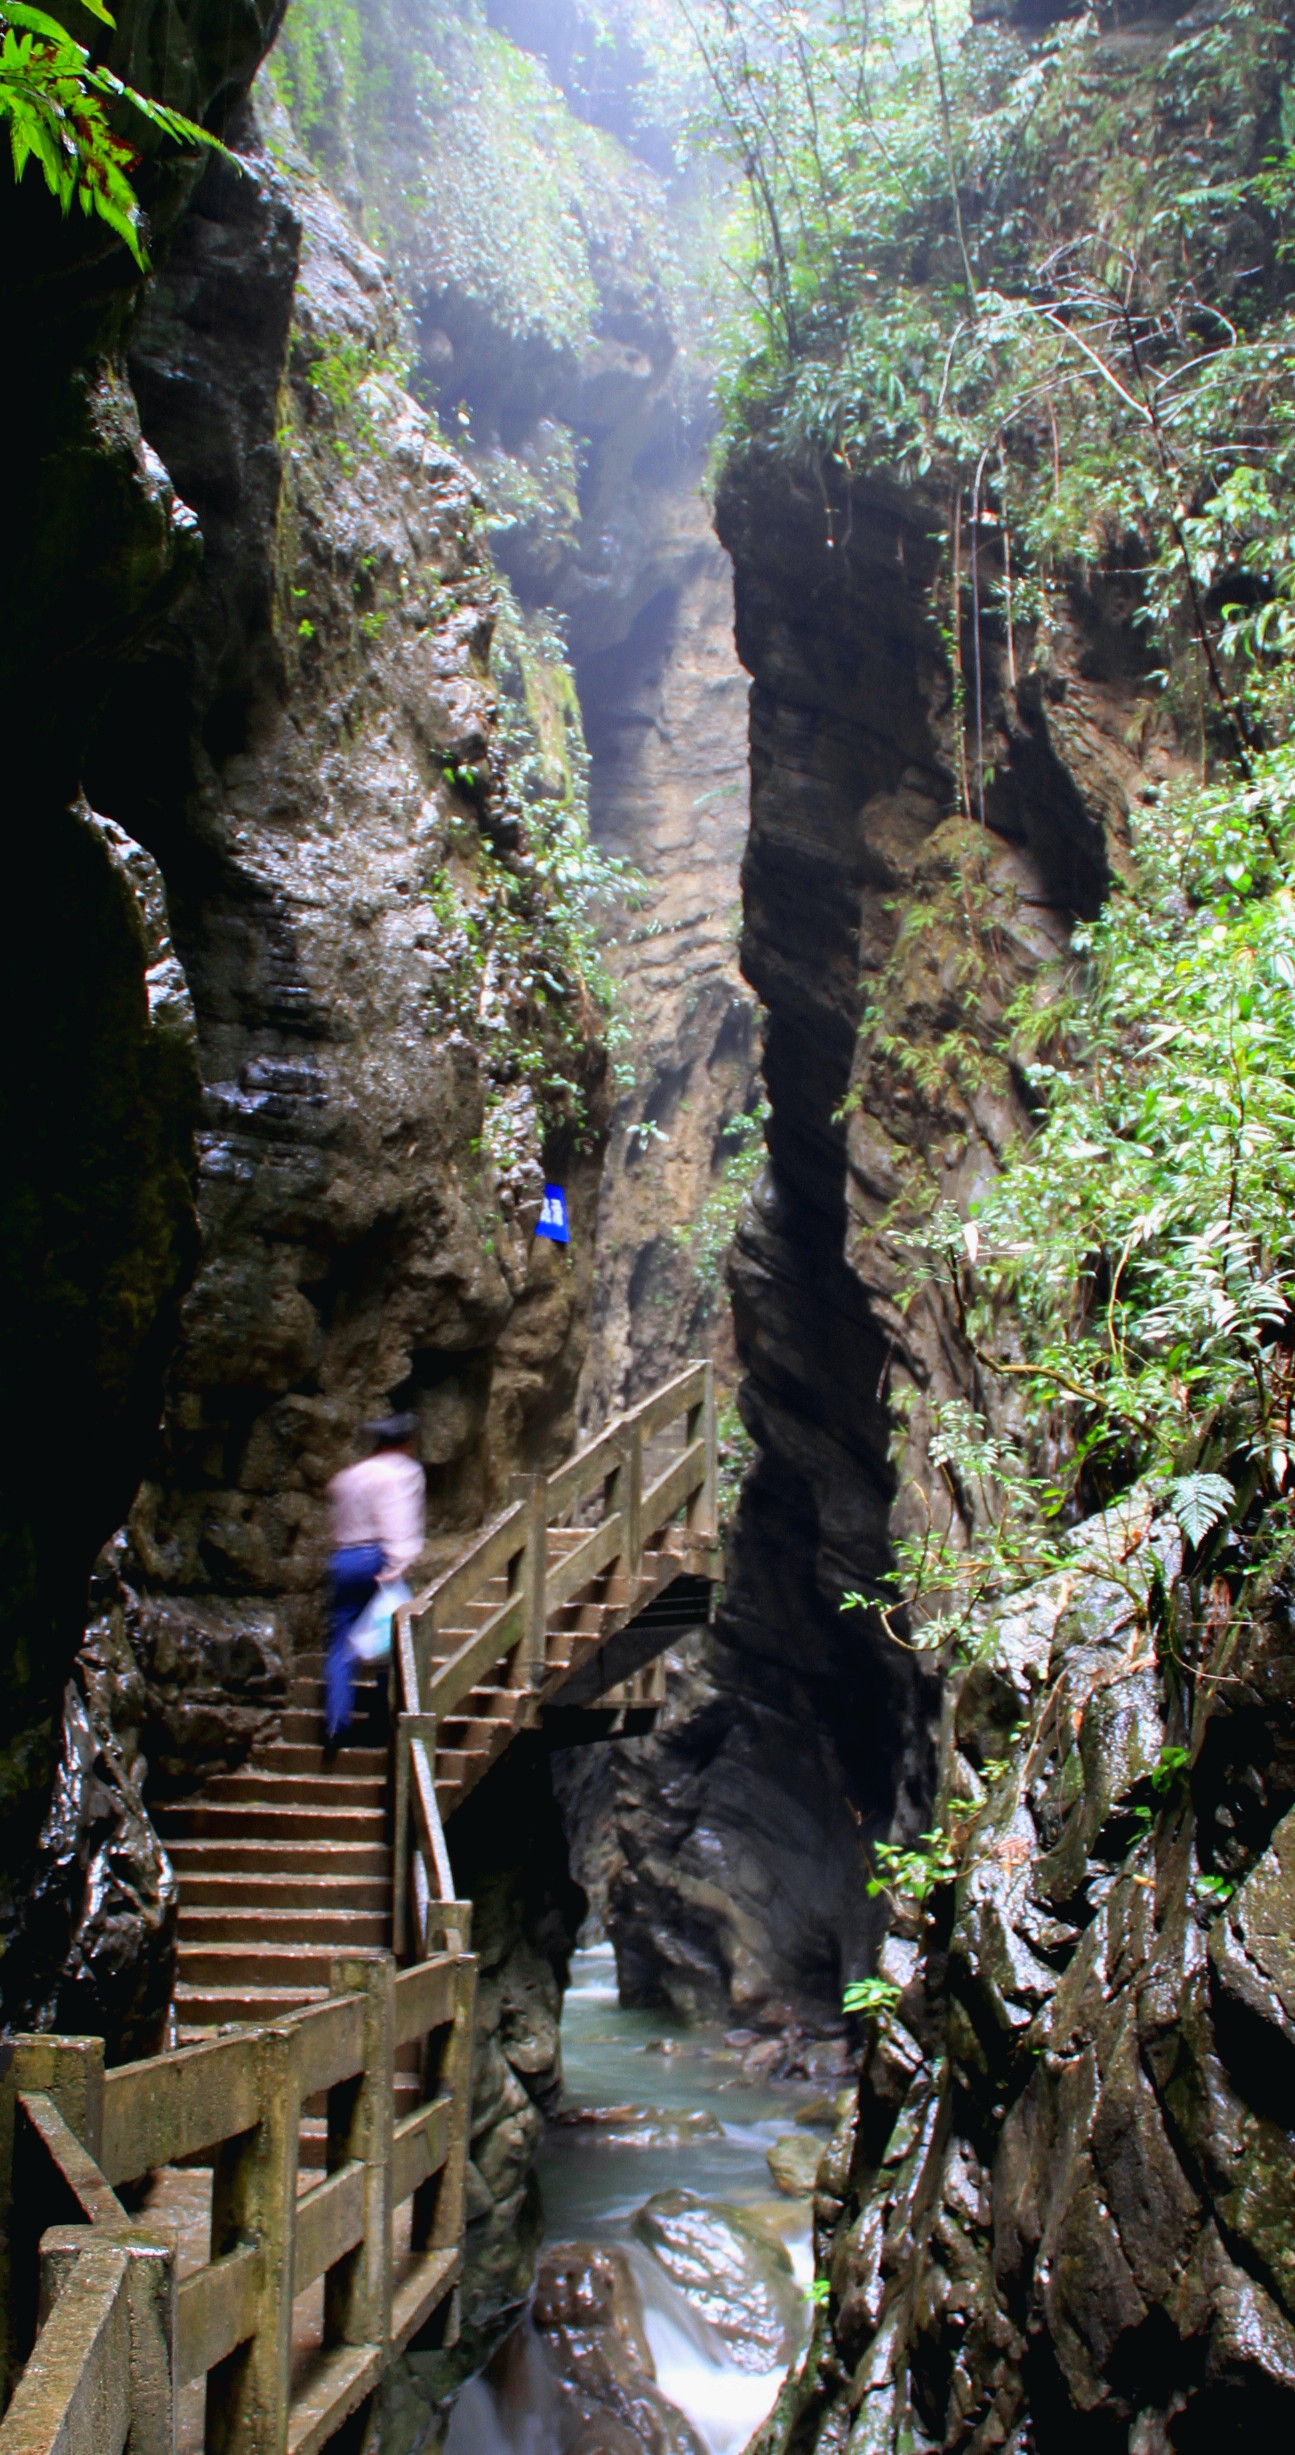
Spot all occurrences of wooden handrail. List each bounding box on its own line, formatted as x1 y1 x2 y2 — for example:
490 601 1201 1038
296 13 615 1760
391 1361 717 1945
0 1365 719 2451
0 1942 476 2455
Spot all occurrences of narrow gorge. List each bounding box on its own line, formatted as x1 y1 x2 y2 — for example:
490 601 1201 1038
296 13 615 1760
4 0 1295 2450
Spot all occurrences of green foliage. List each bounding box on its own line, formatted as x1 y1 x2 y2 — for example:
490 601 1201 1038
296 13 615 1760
1194 1870 1236 1908
882 742 1295 1656
842 1975 901 2020
1132 1743 1192 1830
299 331 411 470
866 1829 959 1905
675 1100 769 1306
1 0 227 267
690 0 1295 757
264 0 369 167
475 422 585 579
436 584 639 1149
268 0 677 361
715 1397 755 1531
844 1396 1068 1662
976 745 1295 1497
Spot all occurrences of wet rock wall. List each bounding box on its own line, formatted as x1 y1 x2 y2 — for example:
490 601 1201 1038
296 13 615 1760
576 475 758 1425
0 0 282 2036
98 101 607 1676
762 1500 1295 2452
266 0 761 1418
587 427 1167 2024
1 72 609 2046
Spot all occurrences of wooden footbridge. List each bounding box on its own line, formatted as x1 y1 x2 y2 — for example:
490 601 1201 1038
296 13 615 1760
0 1365 717 2455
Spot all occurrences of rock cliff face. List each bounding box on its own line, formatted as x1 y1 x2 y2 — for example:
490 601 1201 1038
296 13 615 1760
98 100 606 1682
266 0 760 1418
2 67 610 2046
763 1496 1295 2452
265 0 763 1996
0 0 282 2033
577 474 757 1424
580 426 1162 2025
410 47 761 1425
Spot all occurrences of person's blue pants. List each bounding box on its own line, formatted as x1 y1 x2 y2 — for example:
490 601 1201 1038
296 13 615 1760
326 1544 384 1742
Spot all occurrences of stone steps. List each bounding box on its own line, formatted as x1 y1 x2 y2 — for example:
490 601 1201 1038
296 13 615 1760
176 1980 331 2025
166 1836 391 1878
178 1941 368 1988
252 1742 387 1776
181 1906 390 1947
163 1653 395 2036
178 1869 390 1912
192 1767 385 1808
157 1799 385 1843
161 1481 693 2043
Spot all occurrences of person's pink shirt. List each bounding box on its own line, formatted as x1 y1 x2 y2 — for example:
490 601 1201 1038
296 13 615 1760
328 1453 426 1576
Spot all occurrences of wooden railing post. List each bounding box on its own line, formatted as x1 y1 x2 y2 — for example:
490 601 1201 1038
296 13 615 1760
0 2233 131 2455
204 2025 298 2455
410 1953 477 2349
625 1424 643 1595
37 2221 176 2455
509 1474 548 1687
2 2037 108 2408
10 2041 105 2168
324 1956 394 2357
393 1716 412 1961
687 1358 718 1542
422 1901 473 1958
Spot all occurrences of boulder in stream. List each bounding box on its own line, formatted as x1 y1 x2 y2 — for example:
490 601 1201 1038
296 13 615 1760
532 2243 707 2455
631 2188 802 2370
551 2104 723 2149
765 2133 822 2197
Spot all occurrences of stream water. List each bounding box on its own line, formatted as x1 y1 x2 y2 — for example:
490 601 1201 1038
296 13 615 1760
445 1946 832 2455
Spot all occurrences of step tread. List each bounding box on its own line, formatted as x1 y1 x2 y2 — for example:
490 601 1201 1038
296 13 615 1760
177 1877 390 1904
156 1802 386 1831
252 1745 387 1774
166 1847 390 1874
175 1986 329 2016
196 1772 387 1804
179 1911 389 1940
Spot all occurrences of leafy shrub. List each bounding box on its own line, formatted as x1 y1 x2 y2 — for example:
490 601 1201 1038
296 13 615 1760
882 743 1295 1654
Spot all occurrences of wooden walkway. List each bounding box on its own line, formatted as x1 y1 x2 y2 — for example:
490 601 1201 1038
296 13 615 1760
0 1365 717 2455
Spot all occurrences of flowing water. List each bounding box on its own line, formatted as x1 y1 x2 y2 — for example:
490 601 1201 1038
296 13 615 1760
446 1946 832 2455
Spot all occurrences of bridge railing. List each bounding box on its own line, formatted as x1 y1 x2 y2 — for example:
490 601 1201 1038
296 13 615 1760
0 1938 475 2455
392 1361 717 1953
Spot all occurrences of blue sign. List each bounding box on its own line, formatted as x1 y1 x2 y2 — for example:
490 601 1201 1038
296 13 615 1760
535 1184 569 1244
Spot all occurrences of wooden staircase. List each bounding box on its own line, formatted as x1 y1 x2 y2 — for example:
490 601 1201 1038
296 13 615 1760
423 1526 685 1804
157 1363 720 2036
155 1659 392 2038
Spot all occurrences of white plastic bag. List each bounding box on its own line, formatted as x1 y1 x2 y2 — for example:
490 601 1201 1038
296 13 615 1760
349 1576 410 1665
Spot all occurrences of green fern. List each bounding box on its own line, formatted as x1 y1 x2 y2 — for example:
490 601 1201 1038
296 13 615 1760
1 0 229 268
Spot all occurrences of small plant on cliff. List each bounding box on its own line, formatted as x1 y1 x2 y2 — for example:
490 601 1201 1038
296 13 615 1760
844 1396 1067 1661
842 1974 901 2021
866 1829 959 1908
715 1399 756 1533
675 1099 770 1308
1 0 228 266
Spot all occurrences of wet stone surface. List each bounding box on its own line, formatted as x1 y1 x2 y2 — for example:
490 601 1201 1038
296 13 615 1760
441 1944 823 2454
758 1502 1295 2452
632 2190 803 2372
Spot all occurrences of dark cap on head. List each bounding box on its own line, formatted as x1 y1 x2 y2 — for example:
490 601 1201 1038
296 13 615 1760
367 1411 419 1450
